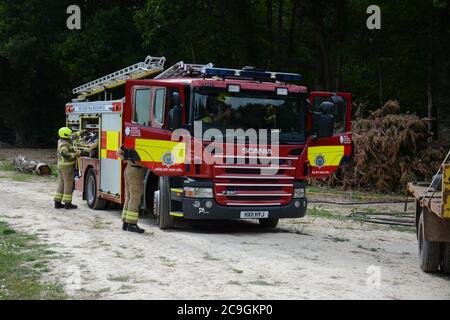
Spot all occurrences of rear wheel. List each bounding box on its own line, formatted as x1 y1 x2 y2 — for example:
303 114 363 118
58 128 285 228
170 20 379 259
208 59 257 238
418 211 441 273
86 168 107 210
259 218 279 228
442 243 450 274
154 176 174 229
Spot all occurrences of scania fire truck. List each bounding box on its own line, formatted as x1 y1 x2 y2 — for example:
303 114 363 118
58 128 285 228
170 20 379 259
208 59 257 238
66 55 352 229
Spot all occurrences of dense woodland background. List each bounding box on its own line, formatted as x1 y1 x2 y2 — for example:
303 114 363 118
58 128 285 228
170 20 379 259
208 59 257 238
0 0 449 147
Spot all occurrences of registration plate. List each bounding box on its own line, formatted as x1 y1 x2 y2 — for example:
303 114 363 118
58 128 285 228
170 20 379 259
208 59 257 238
240 211 269 219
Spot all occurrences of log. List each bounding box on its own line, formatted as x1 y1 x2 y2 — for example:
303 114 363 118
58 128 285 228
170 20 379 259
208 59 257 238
13 155 52 176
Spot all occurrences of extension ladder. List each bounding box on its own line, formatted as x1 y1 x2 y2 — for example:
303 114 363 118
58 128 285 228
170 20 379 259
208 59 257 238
155 61 214 79
73 55 166 97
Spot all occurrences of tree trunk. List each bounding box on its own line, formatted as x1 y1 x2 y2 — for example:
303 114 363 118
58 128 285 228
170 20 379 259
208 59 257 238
266 0 274 68
378 63 383 106
335 0 346 91
310 7 330 90
287 0 299 67
276 0 284 68
427 3 435 142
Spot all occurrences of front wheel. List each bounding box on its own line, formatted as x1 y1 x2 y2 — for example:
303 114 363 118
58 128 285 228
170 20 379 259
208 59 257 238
154 177 174 229
418 211 441 273
442 243 450 275
259 218 279 228
85 168 107 210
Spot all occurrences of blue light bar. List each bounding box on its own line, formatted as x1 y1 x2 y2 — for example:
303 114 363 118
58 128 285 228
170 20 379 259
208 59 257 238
203 68 236 77
275 72 302 82
240 70 271 79
202 67 302 82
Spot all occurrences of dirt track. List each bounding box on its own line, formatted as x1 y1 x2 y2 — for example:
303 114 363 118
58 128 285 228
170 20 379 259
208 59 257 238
0 148 449 300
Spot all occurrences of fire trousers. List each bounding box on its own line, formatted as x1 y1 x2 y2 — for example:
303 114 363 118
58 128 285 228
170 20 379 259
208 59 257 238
121 165 145 224
54 165 75 204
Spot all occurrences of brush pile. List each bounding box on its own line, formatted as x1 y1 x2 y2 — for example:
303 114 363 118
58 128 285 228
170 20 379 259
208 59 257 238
330 100 446 193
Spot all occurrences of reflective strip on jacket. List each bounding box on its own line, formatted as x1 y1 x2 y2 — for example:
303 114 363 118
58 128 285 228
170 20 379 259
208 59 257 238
57 139 77 166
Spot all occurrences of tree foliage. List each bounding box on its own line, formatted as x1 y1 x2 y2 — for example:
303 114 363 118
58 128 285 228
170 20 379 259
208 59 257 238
0 0 449 146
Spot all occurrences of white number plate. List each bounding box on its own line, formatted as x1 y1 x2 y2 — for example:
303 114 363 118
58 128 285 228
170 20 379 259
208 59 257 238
240 211 269 219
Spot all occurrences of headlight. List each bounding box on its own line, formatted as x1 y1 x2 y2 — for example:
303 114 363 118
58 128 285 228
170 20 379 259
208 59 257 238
184 187 213 198
293 188 305 199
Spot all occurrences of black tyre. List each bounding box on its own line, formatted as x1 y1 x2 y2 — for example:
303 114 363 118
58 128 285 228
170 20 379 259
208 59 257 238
418 212 441 273
442 243 450 275
259 218 279 228
85 168 107 210
154 176 174 229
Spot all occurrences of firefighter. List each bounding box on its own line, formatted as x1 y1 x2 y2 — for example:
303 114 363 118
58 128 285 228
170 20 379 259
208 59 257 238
118 145 146 234
54 127 79 209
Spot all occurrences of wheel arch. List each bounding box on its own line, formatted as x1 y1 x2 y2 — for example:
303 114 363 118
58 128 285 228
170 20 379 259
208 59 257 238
82 165 95 200
143 169 159 212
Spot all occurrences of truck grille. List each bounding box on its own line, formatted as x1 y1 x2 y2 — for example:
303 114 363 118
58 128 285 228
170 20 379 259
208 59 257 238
213 155 298 206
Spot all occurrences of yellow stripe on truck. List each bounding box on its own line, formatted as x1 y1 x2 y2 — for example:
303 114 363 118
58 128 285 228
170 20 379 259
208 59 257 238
443 165 450 219
308 146 345 167
106 131 119 152
135 139 186 164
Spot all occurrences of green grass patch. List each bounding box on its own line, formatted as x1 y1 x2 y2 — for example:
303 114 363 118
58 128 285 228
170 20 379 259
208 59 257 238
50 165 58 178
307 207 348 220
0 221 66 300
108 275 130 282
0 160 15 172
308 185 400 201
389 225 415 233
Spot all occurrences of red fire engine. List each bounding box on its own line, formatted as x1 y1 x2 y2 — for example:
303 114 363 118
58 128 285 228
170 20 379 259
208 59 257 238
66 56 352 229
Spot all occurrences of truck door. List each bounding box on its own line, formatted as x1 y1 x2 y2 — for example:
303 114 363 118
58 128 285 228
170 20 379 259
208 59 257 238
99 105 123 198
124 81 186 176
307 92 352 178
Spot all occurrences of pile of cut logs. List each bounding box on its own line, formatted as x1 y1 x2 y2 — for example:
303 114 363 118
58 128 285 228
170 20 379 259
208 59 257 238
13 155 52 176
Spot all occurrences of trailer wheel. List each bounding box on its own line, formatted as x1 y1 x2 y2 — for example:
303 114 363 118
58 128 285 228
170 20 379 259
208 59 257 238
442 243 450 274
86 168 107 210
154 176 174 229
418 211 441 273
259 218 279 228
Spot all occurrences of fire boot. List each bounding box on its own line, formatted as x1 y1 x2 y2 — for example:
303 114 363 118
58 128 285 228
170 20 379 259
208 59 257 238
126 224 145 234
122 222 129 231
54 201 65 209
65 203 78 210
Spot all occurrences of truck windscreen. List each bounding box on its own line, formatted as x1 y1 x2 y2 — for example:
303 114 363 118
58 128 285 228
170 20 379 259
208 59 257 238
192 87 306 144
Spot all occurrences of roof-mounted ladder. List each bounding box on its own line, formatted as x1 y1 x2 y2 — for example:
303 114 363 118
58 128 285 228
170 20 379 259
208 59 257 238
155 61 214 80
73 55 166 97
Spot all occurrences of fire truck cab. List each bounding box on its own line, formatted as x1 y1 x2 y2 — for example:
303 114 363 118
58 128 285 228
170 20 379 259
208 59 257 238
66 56 352 229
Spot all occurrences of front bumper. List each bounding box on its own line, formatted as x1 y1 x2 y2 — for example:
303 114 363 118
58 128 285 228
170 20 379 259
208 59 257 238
182 198 307 220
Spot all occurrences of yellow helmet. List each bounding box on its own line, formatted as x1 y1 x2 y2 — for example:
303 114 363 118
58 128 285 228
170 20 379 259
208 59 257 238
58 127 72 139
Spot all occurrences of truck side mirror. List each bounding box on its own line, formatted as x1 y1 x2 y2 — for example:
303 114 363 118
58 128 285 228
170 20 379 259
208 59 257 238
168 105 182 130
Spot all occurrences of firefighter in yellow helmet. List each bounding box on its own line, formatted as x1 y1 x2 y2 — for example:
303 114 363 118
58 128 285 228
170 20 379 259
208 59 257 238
54 127 80 209
117 144 146 234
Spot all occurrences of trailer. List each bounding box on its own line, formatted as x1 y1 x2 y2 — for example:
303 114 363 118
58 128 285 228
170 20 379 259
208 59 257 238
66 55 353 230
407 151 450 274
